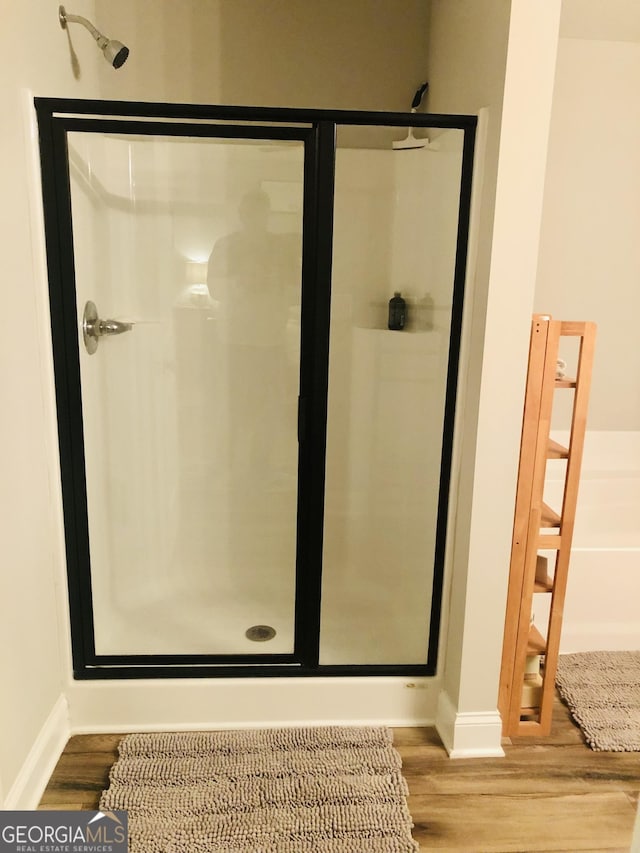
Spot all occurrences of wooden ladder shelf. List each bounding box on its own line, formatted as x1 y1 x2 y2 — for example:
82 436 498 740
499 315 596 736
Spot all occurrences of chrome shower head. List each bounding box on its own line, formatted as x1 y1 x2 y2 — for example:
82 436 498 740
102 39 129 69
59 5 129 69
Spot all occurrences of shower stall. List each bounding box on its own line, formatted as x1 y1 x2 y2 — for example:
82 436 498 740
36 99 476 678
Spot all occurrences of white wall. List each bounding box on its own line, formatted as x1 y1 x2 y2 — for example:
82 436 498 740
0 0 103 807
427 0 562 753
93 0 430 110
535 32 640 430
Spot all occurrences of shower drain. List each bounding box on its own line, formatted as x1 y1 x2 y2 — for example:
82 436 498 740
245 625 276 642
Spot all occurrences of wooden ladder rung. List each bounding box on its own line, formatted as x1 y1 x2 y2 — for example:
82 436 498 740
534 555 553 592
540 502 561 527
527 624 547 654
547 438 569 459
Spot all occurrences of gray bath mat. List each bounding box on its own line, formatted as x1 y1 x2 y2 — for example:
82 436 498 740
555 650 640 751
100 725 419 852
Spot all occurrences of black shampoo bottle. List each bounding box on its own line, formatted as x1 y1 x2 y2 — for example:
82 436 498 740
388 291 406 331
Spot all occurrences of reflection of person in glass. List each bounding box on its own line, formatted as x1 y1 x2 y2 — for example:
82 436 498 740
207 190 297 484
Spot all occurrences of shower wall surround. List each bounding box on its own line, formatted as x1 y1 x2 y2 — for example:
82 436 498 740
36 99 476 679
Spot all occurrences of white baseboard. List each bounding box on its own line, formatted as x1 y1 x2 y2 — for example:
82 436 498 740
4 695 70 810
435 689 504 758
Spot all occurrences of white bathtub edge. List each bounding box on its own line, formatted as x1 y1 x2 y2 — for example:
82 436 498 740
560 622 640 654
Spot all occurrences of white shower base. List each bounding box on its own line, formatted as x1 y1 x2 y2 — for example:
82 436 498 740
93 475 298 657
97 585 295 656
97 562 431 665
94 458 435 665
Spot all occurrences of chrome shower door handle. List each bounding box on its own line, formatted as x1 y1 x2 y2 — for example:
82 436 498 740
98 318 133 336
82 300 132 354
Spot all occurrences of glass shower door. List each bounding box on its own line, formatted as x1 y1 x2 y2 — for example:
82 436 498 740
66 128 306 658
40 99 476 678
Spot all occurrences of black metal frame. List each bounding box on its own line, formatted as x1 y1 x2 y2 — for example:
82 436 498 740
36 98 476 680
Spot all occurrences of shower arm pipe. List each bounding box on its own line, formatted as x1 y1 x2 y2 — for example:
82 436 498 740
59 8 109 49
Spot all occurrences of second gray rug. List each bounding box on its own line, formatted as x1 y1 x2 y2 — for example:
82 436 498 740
556 650 640 751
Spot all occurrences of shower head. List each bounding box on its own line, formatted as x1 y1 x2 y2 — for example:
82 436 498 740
102 39 129 69
59 6 129 69
392 125 429 151
393 81 430 150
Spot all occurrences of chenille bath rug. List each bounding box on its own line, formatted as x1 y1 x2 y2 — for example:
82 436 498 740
100 725 419 852
555 650 640 751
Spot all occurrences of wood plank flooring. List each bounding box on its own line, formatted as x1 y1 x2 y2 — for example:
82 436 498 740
39 696 640 852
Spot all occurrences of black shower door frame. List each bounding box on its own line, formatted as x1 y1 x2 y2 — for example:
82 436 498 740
36 98 476 680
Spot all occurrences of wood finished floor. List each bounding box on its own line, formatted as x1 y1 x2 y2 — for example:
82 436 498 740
39 696 640 852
